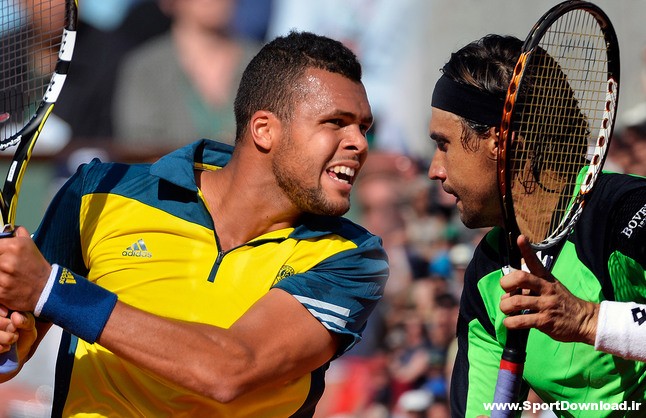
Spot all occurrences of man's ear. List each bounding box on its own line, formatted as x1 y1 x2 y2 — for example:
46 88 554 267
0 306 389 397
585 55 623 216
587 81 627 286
250 110 279 152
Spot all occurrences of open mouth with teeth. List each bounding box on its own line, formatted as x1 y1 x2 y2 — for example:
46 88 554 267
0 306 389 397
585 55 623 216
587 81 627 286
328 165 356 185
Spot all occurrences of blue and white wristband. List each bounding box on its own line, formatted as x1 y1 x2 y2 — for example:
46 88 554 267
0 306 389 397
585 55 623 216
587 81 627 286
34 264 118 343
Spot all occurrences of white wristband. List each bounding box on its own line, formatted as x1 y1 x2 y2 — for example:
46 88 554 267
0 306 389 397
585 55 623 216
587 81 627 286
34 264 59 317
595 300 646 362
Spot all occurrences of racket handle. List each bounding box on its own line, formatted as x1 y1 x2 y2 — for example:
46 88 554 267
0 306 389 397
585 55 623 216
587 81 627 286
0 344 18 373
491 356 524 418
491 325 528 417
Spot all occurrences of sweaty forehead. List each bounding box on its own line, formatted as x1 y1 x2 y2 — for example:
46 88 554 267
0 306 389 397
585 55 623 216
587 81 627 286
297 68 360 95
295 69 371 116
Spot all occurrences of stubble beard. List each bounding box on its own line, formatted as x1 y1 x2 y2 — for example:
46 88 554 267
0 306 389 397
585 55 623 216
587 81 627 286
272 139 349 217
458 197 500 230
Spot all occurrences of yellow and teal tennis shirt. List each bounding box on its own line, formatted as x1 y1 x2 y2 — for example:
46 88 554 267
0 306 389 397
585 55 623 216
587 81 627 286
33 139 389 418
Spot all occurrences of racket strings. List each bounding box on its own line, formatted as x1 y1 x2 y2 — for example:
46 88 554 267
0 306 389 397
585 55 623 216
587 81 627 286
511 8 613 244
0 1 65 148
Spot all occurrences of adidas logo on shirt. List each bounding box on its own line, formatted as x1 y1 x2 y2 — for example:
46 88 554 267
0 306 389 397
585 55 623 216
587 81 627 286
122 239 153 258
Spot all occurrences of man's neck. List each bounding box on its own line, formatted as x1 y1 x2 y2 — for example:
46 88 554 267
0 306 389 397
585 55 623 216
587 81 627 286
195 167 299 252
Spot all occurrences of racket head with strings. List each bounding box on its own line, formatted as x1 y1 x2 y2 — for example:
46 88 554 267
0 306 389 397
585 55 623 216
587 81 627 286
498 0 620 266
0 0 78 373
0 0 78 232
491 2 619 415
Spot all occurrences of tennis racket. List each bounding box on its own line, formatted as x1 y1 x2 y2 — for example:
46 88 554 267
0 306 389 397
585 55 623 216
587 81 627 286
491 1 619 415
0 0 78 373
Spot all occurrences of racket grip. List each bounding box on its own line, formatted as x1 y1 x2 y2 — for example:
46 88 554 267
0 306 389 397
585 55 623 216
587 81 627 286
491 356 524 418
0 344 18 373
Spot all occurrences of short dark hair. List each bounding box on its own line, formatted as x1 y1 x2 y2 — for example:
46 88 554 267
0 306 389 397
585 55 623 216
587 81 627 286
442 34 523 101
233 31 363 142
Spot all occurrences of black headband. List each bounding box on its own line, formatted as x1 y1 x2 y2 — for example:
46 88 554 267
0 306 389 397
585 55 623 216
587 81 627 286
431 75 505 126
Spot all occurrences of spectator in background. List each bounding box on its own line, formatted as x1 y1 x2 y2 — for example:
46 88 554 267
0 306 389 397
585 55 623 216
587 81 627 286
52 0 170 144
231 0 273 42
388 311 433 404
425 397 451 418
48 1 172 197
387 294 456 418
79 0 145 32
113 0 261 148
609 116 646 177
354 153 429 309
396 389 433 418
608 44 646 176
356 172 415 301
21 0 270 151
420 293 458 401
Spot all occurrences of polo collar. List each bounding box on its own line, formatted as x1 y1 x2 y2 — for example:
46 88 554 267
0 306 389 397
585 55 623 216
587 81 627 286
150 139 234 191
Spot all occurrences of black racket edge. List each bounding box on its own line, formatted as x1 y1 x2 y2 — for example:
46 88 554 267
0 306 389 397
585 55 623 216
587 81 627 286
491 1 620 416
0 0 79 231
0 102 56 234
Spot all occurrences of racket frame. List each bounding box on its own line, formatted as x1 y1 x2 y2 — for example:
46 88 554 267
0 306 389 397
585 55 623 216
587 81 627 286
498 0 620 256
0 0 77 230
0 0 78 373
492 0 620 414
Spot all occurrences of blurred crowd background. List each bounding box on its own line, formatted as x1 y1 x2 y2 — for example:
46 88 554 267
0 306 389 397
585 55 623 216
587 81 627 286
1 0 645 417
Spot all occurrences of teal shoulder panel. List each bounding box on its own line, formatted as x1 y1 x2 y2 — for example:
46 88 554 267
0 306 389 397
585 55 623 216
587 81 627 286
78 158 213 230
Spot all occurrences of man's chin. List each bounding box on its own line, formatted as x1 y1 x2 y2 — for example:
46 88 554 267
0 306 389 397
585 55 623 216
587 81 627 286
459 212 482 230
324 204 350 217
305 200 350 217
